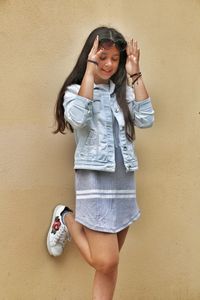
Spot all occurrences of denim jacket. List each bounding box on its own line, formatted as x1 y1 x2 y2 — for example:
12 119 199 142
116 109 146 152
63 80 154 172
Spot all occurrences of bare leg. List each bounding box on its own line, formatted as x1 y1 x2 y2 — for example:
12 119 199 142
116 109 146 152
64 214 92 265
64 214 129 300
92 268 118 300
84 227 120 300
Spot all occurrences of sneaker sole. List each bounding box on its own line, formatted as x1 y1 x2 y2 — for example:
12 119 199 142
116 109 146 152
47 204 65 256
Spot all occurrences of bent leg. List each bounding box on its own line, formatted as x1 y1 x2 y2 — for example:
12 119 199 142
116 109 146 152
64 214 92 265
84 227 119 300
64 214 130 300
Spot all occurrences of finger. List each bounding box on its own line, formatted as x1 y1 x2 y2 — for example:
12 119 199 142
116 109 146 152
133 40 137 54
126 42 130 56
138 48 140 61
134 42 140 60
127 40 133 55
130 38 135 54
94 35 99 47
88 36 99 58
131 38 134 46
135 41 140 53
91 35 99 52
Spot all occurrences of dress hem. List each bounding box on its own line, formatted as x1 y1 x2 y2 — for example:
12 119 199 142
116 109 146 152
75 211 141 233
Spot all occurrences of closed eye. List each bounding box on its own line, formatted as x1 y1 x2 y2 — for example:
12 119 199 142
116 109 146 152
112 57 119 62
99 55 119 62
99 56 106 61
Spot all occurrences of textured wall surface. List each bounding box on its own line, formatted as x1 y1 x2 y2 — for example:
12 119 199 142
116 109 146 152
0 0 200 299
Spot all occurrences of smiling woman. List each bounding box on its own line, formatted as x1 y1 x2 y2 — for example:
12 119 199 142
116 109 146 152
46 26 154 300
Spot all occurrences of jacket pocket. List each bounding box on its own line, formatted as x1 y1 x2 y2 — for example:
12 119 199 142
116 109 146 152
85 129 98 146
79 129 98 159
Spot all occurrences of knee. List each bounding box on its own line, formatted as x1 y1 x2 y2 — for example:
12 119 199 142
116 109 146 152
92 255 119 274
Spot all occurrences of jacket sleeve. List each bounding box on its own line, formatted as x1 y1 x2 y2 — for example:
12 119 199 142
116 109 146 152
63 84 92 129
126 85 155 128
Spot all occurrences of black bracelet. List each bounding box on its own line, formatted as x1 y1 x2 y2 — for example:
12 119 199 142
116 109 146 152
87 59 98 66
130 72 141 78
132 74 142 85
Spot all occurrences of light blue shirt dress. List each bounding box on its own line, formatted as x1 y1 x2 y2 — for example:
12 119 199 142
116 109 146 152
75 116 140 233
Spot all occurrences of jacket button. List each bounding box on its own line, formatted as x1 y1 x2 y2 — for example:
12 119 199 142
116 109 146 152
123 146 127 151
115 108 119 113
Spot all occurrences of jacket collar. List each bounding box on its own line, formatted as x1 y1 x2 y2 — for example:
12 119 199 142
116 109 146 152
94 80 115 95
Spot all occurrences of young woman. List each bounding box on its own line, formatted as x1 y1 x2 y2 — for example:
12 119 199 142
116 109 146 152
47 26 154 300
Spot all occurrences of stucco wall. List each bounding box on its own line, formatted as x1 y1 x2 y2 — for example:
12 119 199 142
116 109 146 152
0 1 200 299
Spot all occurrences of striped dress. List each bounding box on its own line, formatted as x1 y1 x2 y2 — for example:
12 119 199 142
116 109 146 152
74 116 140 233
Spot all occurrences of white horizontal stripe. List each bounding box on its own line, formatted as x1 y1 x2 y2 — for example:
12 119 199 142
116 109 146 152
76 189 135 195
77 194 136 200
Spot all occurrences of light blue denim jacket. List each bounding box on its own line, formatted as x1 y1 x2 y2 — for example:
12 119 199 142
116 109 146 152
63 80 154 172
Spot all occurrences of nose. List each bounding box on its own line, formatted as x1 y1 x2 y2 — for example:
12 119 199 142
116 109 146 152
104 59 112 68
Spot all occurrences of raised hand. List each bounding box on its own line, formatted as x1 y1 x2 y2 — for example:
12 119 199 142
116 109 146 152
126 39 140 76
88 36 100 62
79 36 102 99
87 36 104 74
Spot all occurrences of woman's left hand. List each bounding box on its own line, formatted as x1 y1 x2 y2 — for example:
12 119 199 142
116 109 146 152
126 39 140 76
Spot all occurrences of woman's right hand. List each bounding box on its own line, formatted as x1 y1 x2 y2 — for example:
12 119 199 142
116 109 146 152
78 36 102 99
86 36 102 75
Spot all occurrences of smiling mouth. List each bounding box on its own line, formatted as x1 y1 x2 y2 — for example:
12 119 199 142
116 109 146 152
102 69 112 74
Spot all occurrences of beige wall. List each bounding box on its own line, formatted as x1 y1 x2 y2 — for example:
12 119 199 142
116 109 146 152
0 1 200 299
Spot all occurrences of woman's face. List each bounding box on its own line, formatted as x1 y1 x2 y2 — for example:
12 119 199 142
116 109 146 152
94 45 120 84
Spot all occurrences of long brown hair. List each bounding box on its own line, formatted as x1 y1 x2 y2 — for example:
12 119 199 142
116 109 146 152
54 26 135 141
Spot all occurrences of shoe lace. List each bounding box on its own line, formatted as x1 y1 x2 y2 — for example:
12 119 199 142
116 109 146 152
52 224 69 246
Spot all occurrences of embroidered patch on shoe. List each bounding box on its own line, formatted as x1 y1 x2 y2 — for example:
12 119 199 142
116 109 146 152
51 216 61 234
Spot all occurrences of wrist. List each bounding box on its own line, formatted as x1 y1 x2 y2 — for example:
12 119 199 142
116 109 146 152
132 75 143 87
129 72 142 86
85 64 96 77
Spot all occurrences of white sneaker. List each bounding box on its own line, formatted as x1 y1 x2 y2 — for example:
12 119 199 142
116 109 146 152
47 205 72 257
